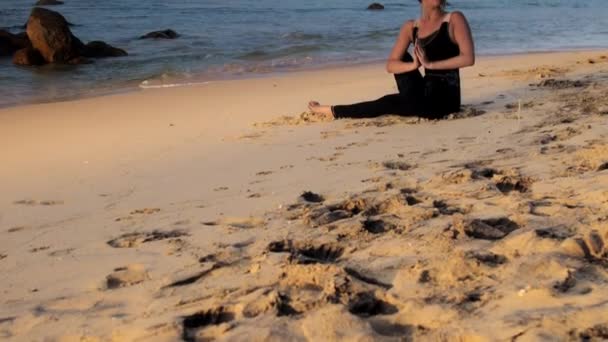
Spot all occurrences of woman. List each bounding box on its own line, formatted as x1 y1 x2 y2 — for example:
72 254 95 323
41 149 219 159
308 0 475 120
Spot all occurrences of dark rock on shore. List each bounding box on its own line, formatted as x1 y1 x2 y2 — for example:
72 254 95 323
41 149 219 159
83 41 127 58
367 3 384 10
27 7 79 63
35 0 64 5
140 29 179 40
22 7 126 65
0 30 30 57
18 20 75 30
0 39 11 56
13 47 45 65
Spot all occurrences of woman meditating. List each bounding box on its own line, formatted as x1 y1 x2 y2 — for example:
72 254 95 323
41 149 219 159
308 0 475 120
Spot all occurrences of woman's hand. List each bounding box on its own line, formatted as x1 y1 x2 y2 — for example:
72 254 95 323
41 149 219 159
412 48 422 70
414 43 432 69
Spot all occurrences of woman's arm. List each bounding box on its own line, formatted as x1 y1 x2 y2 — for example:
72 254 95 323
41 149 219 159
415 11 475 70
386 20 420 74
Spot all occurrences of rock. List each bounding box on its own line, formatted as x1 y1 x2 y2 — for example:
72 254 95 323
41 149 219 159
26 7 79 63
0 36 13 56
19 19 75 30
18 7 125 65
35 0 64 5
140 29 179 40
367 3 384 10
13 47 46 66
83 41 127 58
0 30 30 57
13 32 31 47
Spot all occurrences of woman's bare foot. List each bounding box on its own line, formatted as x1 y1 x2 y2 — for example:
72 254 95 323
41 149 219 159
308 101 334 120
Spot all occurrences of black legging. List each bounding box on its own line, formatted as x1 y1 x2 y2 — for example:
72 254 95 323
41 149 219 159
331 53 461 120
332 69 424 119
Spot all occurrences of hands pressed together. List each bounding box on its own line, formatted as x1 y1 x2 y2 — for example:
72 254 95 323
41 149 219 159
414 42 431 69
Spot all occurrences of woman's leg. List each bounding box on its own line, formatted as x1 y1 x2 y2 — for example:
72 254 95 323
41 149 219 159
308 67 423 119
331 93 411 119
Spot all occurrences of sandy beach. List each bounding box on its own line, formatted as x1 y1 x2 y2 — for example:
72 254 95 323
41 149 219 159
1 49 608 341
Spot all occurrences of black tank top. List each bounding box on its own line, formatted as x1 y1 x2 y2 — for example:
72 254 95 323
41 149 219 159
412 16 462 117
413 20 460 74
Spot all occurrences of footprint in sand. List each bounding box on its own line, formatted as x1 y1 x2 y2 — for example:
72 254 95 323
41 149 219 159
462 217 520 240
106 264 148 289
494 174 533 194
561 229 608 263
300 191 325 203
182 307 235 342
302 191 436 229
469 166 499 180
361 218 398 234
347 291 398 317
534 225 575 241
433 200 466 216
465 164 533 195
0 253 6 261
267 240 344 264
304 197 367 227
242 291 301 317
465 250 508 267
341 269 392 292
107 229 188 248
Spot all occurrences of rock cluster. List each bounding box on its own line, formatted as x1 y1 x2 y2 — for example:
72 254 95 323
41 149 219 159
2 7 127 66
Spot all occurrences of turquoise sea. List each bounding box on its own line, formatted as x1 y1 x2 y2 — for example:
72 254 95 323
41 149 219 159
1 0 607 107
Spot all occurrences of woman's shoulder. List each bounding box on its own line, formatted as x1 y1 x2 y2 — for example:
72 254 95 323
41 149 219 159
401 19 417 30
399 19 418 39
447 11 468 24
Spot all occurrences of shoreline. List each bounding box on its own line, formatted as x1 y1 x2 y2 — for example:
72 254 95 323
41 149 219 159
2 47 608 110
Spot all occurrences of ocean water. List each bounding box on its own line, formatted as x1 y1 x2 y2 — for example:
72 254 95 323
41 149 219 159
1 0 607 107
